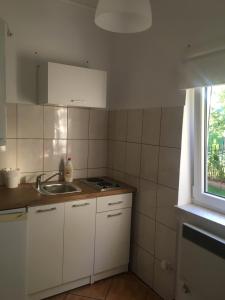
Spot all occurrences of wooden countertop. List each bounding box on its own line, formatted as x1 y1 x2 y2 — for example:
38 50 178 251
0 178 136 211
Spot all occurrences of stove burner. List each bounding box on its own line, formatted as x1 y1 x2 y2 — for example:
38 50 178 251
97 182 113 187
87 177 104 183
82 177 121 191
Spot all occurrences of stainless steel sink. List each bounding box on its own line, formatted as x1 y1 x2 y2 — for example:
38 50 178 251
39 182 82 195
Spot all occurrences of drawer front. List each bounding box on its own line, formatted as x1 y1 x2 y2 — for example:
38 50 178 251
97 193 132 213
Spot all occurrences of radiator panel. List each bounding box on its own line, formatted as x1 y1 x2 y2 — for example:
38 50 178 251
177 223 225 300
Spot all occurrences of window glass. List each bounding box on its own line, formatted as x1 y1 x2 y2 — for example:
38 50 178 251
205 84 225 198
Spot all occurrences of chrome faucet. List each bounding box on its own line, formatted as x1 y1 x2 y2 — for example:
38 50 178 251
36 171 63 191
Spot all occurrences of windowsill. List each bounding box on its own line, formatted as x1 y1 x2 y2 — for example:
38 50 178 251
176 203 225 227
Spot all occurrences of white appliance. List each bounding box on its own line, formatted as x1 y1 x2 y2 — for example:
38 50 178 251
177 223 225 300
0 208 27 300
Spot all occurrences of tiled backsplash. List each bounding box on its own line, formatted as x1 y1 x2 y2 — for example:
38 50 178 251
0 104 108 184
107 107 183 300
1 103 184 300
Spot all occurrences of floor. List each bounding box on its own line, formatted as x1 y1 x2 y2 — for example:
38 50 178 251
46 273 162 300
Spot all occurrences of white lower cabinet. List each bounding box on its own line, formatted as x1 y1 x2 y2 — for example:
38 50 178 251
63 199 96 283
27 193 132 297
27 203 64 294
94 194 132 274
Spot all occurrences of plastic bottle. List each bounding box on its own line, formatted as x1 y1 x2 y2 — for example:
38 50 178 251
64 158 73 183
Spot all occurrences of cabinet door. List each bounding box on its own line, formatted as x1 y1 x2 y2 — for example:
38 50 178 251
27 203 64 294
94 208 131 274
63 199 96 283
46 62 107 108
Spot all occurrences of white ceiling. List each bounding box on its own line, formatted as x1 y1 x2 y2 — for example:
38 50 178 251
66 0 98 9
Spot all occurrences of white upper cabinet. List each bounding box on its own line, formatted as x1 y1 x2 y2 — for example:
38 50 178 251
38 62 107 108
0 19 6 146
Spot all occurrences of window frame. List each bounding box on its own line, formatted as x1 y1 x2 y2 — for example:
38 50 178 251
193 87 225 214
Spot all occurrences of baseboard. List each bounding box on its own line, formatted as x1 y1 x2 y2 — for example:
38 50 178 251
27 277 91 300
93 265 128 282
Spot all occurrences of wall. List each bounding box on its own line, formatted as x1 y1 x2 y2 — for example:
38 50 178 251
107 1 225 299
0 0 111 104
109 0 225 109
107 107 183 300
0 104 108 184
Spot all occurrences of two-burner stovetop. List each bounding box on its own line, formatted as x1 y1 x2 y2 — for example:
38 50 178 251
82 177 121 192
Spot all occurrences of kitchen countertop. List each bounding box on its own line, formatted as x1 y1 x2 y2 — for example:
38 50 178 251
0 178 136 211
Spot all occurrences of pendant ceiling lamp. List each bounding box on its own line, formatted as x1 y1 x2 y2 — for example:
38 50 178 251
95 0 152 34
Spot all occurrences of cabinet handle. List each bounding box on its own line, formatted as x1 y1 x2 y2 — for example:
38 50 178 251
107 212 122 218
70 99 85 103
108 201 123 206
36 207 56 213
72 203 90 208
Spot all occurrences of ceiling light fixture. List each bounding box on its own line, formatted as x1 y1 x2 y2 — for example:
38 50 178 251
95 0 152 34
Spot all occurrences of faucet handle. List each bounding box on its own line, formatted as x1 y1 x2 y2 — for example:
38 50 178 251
37 173 46 180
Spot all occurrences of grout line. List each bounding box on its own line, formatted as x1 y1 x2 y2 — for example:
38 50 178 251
42 105 44 173
107 138 181 150
16 104 18 169
87 109 91 174
66 107 69 160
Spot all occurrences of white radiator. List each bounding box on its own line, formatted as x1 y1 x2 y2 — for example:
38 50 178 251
177 223 225 300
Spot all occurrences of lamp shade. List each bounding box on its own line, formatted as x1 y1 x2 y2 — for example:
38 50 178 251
95 0 152 33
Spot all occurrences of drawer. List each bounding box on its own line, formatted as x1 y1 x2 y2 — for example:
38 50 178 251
97 193 132 213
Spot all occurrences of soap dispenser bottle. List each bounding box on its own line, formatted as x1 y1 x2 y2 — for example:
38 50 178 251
64 158 73 183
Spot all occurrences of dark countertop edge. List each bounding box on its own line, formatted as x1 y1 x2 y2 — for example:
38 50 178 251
0 178 136 211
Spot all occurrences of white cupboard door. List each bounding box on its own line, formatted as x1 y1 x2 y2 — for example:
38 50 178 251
27 204 64 294
45 62 107 108
94 208 132 274
63 199 96 283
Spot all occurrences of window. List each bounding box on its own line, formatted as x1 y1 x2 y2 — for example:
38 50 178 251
193 84 225 214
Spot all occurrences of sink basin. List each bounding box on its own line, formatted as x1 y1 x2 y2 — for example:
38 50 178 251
39 182 82 195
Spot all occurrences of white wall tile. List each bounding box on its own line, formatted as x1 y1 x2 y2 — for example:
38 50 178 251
20 172 44 184
156 185 178 230
132 244 154 287
108 111 116 140
6 104 17 138
158 147 181 188
110 110 127 141
154 259 175 300
127 109 143 143
73 169 88 179
0 139 17 169
17 139 43 172
88 140 107 168
44 106 67 139
142 108 161 145
155 223 177 266
134 212 155 255
17 104 43 138
160 107 183 148
113 141 126 172
136 179 157 219
87 168 107 178
68 107 89 139
89 109 108 139
67 140 88 169
110 169 125 181
125 142 141 176
44 140 67 171
140 145 159 182
124 174 139 188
